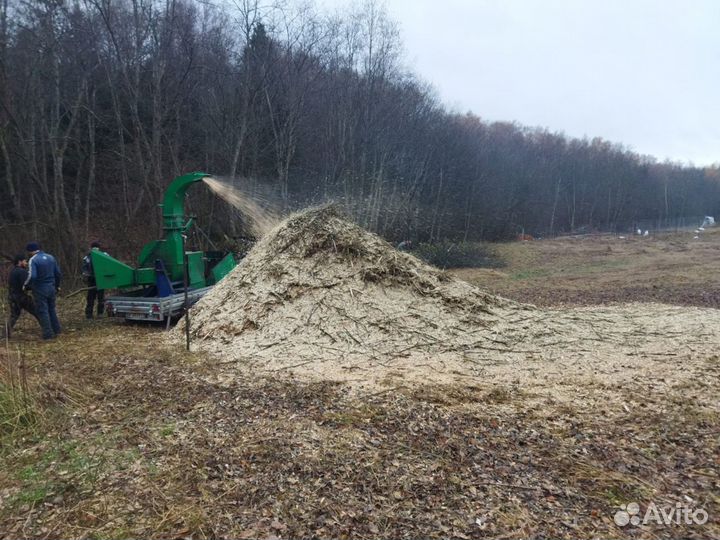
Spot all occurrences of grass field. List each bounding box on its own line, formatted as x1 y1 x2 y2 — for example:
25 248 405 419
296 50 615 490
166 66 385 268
1 230 718 539
452 228 720 308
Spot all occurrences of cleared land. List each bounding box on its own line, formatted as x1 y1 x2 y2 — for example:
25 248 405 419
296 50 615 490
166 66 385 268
1 228 718 539
452 229 720 308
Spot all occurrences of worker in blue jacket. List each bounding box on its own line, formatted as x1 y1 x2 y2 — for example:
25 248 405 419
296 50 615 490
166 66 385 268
23 242 62 340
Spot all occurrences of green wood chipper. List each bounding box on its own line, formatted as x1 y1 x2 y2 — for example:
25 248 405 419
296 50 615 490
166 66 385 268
91 172 237 321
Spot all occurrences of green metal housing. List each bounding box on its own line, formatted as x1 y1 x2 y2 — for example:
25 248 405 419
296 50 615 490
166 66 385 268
91 172 237 292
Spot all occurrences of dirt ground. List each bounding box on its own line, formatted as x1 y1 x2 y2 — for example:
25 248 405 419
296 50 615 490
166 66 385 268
1 229 719 539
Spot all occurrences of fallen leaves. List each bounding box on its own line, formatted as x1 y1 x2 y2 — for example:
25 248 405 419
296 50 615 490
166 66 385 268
1 317 719 539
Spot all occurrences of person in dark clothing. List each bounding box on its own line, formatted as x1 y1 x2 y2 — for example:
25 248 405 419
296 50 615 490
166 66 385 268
24 242 62 340
396 240 413 252
82 241 106 319
5 254 39 338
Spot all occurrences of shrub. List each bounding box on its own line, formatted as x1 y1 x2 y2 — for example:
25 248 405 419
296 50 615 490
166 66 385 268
412 241 503 269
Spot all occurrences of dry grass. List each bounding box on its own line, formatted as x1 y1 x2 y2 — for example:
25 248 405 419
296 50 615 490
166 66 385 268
0 229 719 538
452 227 720 307
0 347 40 438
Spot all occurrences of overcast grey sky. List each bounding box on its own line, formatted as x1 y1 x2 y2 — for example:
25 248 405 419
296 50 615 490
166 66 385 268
326 0 720 166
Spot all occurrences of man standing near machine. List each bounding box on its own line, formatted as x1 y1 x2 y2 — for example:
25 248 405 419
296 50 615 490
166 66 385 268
5 254 39 338
24 242 62 340
82 241 106 319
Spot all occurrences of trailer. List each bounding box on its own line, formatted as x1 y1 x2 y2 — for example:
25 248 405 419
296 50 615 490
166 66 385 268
104 286 212 322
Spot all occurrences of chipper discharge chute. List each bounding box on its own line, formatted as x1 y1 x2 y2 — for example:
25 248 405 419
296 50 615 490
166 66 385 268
91 172 237 321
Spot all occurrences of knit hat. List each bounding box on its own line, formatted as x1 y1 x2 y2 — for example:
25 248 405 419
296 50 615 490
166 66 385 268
26 242 40 252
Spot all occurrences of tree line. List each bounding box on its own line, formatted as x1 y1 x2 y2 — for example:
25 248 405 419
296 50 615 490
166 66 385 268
1 0 718 272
